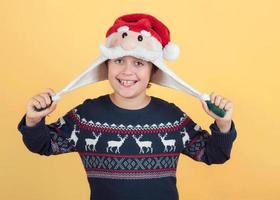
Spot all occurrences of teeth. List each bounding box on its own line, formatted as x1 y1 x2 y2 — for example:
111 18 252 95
119 79 137 86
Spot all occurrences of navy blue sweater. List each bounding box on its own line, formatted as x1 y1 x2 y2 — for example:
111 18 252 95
18 94 237 200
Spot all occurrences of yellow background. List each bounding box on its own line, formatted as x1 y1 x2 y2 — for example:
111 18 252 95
1 0 279 199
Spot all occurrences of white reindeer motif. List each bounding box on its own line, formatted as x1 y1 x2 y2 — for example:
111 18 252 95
180 128 190 148
158 133 176 152
67 125 80 147
57 117 66 128
85 132 102 152
106 134 128 153
132 134 153 154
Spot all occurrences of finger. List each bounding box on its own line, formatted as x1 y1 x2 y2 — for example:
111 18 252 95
219 98 228 109
37 100 56 114
201 100 210 114
46 101 58 115
201 100 207 110
33 95 47 108
31 97 42 110
224 101 233 111
214 95 222 106
44 88 56 97
210 92 216 103
49 100 58 110
40 93 52 105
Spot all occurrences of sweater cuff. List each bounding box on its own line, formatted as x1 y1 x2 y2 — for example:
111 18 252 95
17 114 47 136
209 120 237 146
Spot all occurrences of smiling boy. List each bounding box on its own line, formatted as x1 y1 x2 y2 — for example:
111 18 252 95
18 13 237 200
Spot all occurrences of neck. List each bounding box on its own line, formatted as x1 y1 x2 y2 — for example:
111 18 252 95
109 93 151 110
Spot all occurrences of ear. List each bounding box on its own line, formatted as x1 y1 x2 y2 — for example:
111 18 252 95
151 64 158 74
148 64 157 83
147 64 158 88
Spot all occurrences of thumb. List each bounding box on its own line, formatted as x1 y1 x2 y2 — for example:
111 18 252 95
44 100 58 117
48 100 58 112
200 100 210 114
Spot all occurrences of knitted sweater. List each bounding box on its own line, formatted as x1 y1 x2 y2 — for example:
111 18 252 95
17 94 237 200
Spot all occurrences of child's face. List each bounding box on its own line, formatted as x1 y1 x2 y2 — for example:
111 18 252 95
107 56 153 99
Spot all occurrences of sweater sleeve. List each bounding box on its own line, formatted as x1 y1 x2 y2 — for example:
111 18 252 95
17 105 82 156
180 115 237 165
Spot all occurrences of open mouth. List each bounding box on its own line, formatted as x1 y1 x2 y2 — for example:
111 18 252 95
116 78 138 87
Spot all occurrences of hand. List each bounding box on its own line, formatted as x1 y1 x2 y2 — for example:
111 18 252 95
200 92 233 133
25 88 58 127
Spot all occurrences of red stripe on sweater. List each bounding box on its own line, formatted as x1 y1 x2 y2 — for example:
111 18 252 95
79 152 179 158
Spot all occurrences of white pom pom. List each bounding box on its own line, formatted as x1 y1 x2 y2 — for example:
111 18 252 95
163 42 180 61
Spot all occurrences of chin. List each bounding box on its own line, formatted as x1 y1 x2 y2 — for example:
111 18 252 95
110 80 147 99
115 91 140 99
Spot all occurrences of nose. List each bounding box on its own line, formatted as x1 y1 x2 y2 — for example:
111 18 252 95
121 61 135 75
121 37 137 50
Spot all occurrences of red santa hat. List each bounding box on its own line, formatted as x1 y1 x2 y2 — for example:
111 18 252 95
104 13 180 61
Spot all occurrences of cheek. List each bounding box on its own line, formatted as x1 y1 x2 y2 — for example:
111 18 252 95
107 66 118 80
139 68 152 82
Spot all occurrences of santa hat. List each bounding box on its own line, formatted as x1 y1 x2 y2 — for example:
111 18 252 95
52 13 211 103
104 14 180 61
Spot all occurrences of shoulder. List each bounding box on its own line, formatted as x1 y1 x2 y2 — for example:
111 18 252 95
151 96 186 119
151 97 195 129
68 94 108 115
81 94 107 107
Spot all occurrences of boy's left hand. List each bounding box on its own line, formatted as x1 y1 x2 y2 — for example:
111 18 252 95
200 92 233 133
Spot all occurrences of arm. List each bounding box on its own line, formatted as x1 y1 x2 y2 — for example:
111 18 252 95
181 116 237 165
17 108 78 156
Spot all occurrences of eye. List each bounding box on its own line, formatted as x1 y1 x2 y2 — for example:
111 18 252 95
137 35 143 42
135 61 144 66
114 58 123 64
122 32 128 38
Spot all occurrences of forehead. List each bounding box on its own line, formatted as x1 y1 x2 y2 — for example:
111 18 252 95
110 56 152 63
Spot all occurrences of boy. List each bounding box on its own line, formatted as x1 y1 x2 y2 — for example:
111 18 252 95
18 13 237 200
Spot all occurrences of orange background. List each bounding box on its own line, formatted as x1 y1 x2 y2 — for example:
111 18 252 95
1 0 279 199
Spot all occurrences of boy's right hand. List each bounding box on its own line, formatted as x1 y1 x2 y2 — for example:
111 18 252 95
25 88 58 127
